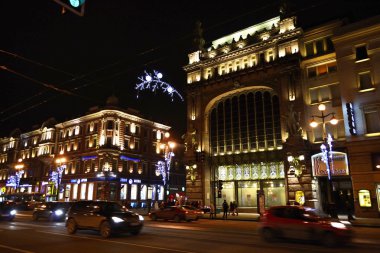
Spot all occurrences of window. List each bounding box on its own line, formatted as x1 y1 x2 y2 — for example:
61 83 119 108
358 72 373 91
309 84 339 104
364 108 380 134
305 37 332 57
305 42 314 56
356 45 368 62
307 61 337 78
209 90 281 154
107 121 113 130
372 153 380 171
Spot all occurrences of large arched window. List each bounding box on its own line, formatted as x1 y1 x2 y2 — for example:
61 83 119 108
209 90 282 155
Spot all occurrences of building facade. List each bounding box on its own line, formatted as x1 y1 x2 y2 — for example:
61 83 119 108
183 11 380 218
0 98 185 207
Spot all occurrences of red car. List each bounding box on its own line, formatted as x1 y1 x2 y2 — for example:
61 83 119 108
149 206 198 222
258 205 352 247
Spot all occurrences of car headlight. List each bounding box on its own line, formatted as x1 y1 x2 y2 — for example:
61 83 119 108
112 216 124 223
331 221 346 229
138 215 144 221
54 209 64 216
10 210 17 215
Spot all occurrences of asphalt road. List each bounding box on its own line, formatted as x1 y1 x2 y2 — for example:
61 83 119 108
0 213 379 253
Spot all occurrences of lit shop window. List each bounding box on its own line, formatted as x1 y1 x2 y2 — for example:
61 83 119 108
377 185 380 212
80 183 87 200
358 189 371 207
72 184 78 200
140 185 147 200
87 183 94 200
131 184 137 200
120 184 128 200
158 185 164 201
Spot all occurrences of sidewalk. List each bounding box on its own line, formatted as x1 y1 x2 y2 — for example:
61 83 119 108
200 212 380 228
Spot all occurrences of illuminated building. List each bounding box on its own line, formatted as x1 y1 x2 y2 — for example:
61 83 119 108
183 7 380 217
0 96 179 207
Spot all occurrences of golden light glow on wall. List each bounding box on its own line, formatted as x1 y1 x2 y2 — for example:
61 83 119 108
130 122 136 133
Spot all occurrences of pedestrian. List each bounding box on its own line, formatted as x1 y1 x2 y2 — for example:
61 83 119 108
233 201 238 216
229 201 234 216
222 200 229 220
209 203 215 219
345 200 355 221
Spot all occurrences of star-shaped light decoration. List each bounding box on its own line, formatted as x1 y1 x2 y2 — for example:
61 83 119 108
135 70 184 101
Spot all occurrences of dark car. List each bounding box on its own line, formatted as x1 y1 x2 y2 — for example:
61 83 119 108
0 201 17 221
149 206 198 222
258 205 352 247
66 200 144 238
33 201 74 221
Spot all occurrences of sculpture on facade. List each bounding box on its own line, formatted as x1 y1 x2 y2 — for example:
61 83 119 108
286 103 302 137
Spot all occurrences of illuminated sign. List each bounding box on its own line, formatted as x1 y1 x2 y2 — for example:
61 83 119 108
311 152 349 177
70 178 87 184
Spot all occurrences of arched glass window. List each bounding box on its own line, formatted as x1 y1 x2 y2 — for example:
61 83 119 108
209 89 282 155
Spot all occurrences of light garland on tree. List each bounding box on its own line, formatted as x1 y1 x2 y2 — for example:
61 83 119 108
320 134 334 180
50 166 65 189
135 70 184 101
155 150 175 185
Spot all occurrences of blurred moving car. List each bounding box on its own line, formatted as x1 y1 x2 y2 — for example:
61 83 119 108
182 205 204 219
149 206 198 222
66 200 144 238
4 193 44 210
33 202 74 221
258 205 352 247
0 201 17 221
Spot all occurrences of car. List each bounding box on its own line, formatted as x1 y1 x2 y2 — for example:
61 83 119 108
33 201 74 221
258 205 352 247
66 200 144 238
149 206 198 222
182 205 204 219
0 201 17 221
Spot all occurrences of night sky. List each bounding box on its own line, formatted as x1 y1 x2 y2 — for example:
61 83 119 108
1 0 379 140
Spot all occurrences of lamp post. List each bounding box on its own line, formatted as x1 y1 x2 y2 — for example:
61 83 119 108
14 158 25 192
155 132 175 202
310 104 338 216
54 156 66 201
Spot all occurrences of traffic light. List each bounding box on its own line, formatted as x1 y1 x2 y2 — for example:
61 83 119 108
217 190 222 198
53 0 86 16
346 103 357 135
218 180 223 190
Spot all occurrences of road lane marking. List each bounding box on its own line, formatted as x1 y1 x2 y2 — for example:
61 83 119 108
37 230 198 253
0 244 35 253
148 224 205 230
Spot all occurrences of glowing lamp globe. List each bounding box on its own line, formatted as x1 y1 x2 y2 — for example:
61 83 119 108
157 72 163 79
70 0 85 8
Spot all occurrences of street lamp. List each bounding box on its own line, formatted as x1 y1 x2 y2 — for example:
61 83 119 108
155 133 176 201
309 103 338 217
14 158 25 192
54 156 66 201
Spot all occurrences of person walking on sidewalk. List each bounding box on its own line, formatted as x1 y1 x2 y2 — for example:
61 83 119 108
222 200 229 220
233 201 238 216
209 203 215 219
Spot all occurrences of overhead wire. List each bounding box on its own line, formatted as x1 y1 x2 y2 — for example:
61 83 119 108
1 0 329 125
